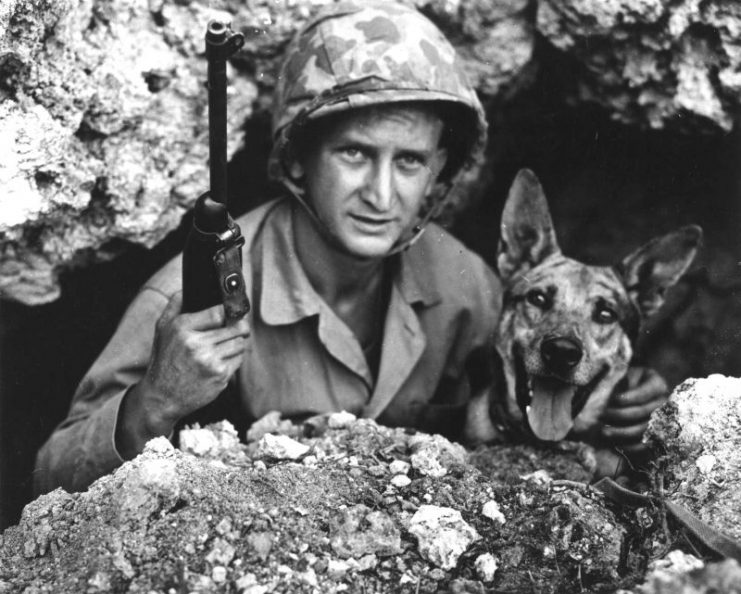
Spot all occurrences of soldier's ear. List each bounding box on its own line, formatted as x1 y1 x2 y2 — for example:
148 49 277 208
497 169 561 281
618 225 702 318
287 159 305 181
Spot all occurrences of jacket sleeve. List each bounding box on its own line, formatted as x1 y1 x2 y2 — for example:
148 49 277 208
33 287 170 495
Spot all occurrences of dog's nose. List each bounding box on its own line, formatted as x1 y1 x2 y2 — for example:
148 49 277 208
541 337 583 372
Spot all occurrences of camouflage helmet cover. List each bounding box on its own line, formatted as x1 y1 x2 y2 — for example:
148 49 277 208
270 0 488 186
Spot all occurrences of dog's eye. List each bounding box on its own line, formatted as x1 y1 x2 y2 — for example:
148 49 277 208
526 289 551 309
594 305 618 324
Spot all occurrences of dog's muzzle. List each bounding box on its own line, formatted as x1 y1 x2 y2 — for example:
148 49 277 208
514 344 609 442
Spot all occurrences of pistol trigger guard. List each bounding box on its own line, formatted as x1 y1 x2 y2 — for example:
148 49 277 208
213 240 250 323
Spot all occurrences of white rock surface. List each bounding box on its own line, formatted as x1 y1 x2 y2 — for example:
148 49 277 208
481 500 506 525
408 505 480 570
255 434 310 461
474 553 499 582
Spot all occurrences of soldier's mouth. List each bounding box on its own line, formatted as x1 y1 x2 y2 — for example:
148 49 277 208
513 350 608 441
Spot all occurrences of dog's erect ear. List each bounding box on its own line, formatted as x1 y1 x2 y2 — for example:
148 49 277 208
497 169 561 281
618 225 703 318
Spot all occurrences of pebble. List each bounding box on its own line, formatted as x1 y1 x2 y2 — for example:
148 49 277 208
481 500 506 525
408 505 480 570
256 434 310 460
328 411 357 429
389 459 411 475
391 474 412 488
474 553 499 582
696 454 716 474
211 566 227 583
521 469 552 485
328 558 351 579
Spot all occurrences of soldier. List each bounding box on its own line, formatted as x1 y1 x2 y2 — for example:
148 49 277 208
35 2 666 493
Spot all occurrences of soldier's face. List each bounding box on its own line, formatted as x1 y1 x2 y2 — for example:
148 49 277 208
291 105 448 259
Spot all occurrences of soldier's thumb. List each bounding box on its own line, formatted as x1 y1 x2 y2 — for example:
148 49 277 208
159 291 183 323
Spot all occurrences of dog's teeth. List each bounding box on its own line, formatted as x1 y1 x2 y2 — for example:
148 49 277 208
526 405 531 415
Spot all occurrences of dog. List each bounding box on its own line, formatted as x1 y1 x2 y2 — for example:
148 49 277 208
465 169 702 474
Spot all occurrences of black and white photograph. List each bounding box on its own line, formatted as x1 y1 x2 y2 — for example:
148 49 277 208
0 0 740 592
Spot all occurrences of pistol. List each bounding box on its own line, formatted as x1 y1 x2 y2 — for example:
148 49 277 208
182 20 249 322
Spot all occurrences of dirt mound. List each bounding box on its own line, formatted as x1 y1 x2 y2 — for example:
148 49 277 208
1 416 631 593
4 376 741 594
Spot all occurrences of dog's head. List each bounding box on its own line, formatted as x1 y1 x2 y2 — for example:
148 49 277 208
495 169 702 442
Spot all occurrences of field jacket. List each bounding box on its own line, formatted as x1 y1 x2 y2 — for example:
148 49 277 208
34 198 501 494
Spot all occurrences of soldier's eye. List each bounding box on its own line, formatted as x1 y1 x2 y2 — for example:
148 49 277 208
594 304 618 324
396 153 425 172
338 146 366 162
526 289 551 309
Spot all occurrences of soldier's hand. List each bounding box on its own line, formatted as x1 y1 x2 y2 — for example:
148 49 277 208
144 291 250 422
599 366 668 455
116 291 249 459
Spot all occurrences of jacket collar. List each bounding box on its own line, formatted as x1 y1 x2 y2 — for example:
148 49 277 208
260 201 441 326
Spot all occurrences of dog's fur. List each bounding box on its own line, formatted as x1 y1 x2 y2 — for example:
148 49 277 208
465 169 702 466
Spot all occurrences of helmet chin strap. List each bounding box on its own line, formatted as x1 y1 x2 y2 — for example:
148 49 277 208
281 176 454 257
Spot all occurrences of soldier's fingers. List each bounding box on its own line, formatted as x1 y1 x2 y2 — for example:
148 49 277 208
610 382 667 408
601 400 663 425
200 321 250 345
602 422 649 444
213 336 248 360
180 304 227 331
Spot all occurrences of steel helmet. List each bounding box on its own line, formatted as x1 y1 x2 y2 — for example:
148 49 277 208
270 0 488 193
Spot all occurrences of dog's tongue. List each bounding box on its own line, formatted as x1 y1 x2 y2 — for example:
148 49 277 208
527 377 577 441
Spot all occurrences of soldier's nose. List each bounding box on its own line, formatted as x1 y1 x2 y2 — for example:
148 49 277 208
541 337 583 372
365 162 393 210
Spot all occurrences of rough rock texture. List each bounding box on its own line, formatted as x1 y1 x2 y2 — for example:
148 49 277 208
0 0 256 304
5 0 740 304
538 0 741 131
0 417 633 593
0 0 533 304
645 375 741 542
628 550 741 594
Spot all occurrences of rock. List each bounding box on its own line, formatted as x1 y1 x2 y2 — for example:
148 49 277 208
247 532 273 562
409 434 467 478
632 550 741 594
389 460 410 475
0 415 674 592
235 572 259 591
646 375 741 541
390 475 411 488
205 537 236 566
211 565 227 583
521 469 553 485
245 411 295 442
327 558 352 579
408 505 480 570
474 553 499 582
545 490 625 581
481 500 506 525
329 504 403 559
537 0 741 132
327 411 357 429
255 434 310 461
357 554 378 572
0 0 254 304
113 454 180 519
180 420 241 457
